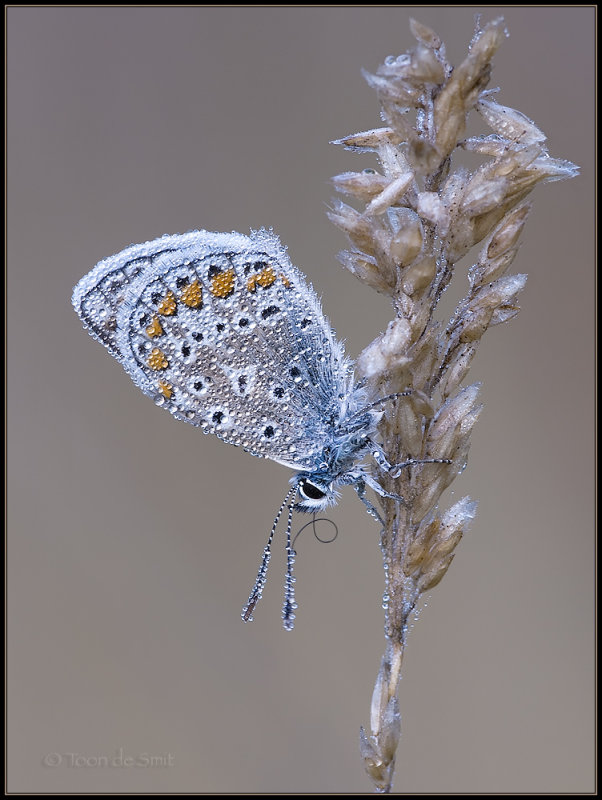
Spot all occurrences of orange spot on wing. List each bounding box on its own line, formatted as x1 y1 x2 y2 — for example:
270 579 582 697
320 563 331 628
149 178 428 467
146 316 163 338
158 380 173 399
210 269 235 298
180 280 203 308
256 266 276 288
247 266 277 292
148 348 168 370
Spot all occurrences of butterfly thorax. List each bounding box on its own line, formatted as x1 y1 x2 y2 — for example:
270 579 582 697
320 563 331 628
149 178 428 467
294 405 381 511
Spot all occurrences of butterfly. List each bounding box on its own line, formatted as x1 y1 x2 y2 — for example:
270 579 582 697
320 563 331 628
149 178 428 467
72 229 447 628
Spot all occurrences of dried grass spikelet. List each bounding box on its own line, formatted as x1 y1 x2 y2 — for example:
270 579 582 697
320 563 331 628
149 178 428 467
329 17 578 793
364 172 414 216
359 657 402 792
389 209 424 265
357 317 412 381
405 497 478 591
331 169 390 201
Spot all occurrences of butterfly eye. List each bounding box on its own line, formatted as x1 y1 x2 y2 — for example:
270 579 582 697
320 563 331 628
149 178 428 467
299 479 327 501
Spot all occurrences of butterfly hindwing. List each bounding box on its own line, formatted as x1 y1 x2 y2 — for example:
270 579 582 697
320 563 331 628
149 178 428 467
74 229 352 470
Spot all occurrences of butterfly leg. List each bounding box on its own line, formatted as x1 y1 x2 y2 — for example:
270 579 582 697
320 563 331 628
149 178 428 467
370 442 451 479
354 478 385 526
361 472 406 504
341 471 403 516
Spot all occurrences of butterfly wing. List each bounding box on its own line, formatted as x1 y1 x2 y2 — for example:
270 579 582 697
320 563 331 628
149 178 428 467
73 229 353 471
71 231 205 360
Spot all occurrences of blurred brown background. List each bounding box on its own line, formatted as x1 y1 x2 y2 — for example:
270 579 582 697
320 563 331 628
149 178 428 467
7 6 594 793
